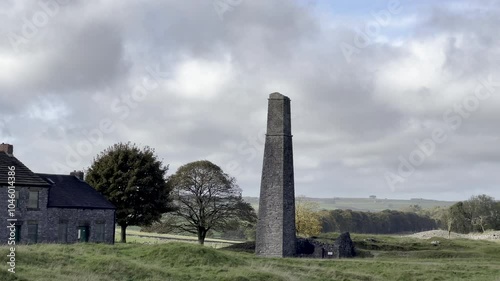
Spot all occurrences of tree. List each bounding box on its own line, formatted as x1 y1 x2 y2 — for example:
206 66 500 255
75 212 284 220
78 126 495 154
448 202 470 233
141 213 179 234
401 204 423 214
494 202 500 230
295 196 322 237
86 142 173 243
167 160 257 245
320 209 437 234
438 208 454 238
464 195 497 232
426 206 448 229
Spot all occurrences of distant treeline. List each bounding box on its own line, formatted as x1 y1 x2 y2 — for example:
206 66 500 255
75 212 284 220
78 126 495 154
437 195 500 233
320 209 437 234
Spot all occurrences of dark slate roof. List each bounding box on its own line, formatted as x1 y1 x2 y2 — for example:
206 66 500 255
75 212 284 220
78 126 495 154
36 173 115 210
0 152 50 187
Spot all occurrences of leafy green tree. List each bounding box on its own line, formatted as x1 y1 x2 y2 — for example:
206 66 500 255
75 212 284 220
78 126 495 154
320 209 437 234
448 202 470 233
464 195 497 232
426 206 449 229
167 160 257 245
86 142 173 243
319 210 335 233
494 202 500 230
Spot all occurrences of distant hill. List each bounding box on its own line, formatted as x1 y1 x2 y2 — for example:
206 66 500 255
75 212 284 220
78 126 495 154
243 196 455 212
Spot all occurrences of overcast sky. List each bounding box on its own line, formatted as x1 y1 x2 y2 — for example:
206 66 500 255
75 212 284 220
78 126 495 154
1 0 500 201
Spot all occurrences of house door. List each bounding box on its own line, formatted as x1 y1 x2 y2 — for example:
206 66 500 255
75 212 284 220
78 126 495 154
78 226 89 242
15 225 21 243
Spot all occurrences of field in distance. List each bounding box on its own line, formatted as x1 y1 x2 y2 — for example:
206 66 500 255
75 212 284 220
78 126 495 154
244 196 455 212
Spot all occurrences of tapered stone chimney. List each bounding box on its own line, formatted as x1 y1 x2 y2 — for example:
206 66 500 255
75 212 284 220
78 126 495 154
255 92 296 257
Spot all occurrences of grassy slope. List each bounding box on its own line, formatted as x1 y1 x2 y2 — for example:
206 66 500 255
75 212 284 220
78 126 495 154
244 197 455 212
1 233 499 281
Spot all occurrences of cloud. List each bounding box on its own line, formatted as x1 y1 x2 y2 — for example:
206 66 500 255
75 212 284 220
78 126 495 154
1 0 500 201
165 55 234 100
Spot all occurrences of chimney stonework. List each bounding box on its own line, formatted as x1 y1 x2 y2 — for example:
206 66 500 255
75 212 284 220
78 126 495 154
0 143 13 155
255 93 296 257
70 170 85 181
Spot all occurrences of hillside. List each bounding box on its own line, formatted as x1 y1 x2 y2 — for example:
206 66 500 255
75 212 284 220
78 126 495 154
1 233 499 281
244 197 455 212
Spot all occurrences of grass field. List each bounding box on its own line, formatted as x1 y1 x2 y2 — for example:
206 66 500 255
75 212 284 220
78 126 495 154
117 228 243 248
244 197 456 212
1 232 499 281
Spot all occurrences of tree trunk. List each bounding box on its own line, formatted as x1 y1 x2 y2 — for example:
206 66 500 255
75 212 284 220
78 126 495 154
447 220 453 239
120 224 127 243
479 217 486 233
197 228 207 245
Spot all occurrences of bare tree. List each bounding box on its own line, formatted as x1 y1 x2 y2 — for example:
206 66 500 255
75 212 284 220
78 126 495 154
168 160 257 245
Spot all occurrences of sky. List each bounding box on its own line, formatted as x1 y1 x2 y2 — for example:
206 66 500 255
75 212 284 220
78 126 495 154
1 0 500 201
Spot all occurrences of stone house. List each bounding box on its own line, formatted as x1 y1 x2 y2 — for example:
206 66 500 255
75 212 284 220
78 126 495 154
0 144 115 244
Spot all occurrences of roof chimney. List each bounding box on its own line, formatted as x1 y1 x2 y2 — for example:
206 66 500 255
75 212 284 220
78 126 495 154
70 170 84 181
0 143 13 155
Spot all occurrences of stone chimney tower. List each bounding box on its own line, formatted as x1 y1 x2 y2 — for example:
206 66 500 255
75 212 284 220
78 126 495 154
0 143 13 155
255 92 296 257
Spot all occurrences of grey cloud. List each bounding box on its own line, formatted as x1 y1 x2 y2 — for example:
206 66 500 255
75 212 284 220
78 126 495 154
1 1 500 201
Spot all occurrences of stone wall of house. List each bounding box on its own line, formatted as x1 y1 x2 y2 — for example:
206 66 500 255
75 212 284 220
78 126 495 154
0 186 50 243
46 208 115 244
0 186 115 244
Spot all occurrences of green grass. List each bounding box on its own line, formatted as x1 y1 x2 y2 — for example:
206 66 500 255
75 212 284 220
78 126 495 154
1 233 500 281
116 228 242 248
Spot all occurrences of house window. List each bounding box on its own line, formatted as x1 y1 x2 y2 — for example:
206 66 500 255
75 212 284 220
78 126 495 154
28 190 39 209
58 222 68 243
27 221 38 243
15 225 21 243
94 223 105 242
15 190 20 208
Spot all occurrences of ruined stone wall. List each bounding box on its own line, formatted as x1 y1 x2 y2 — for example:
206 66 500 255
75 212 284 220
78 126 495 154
46 208 115 244
296 232 356 259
